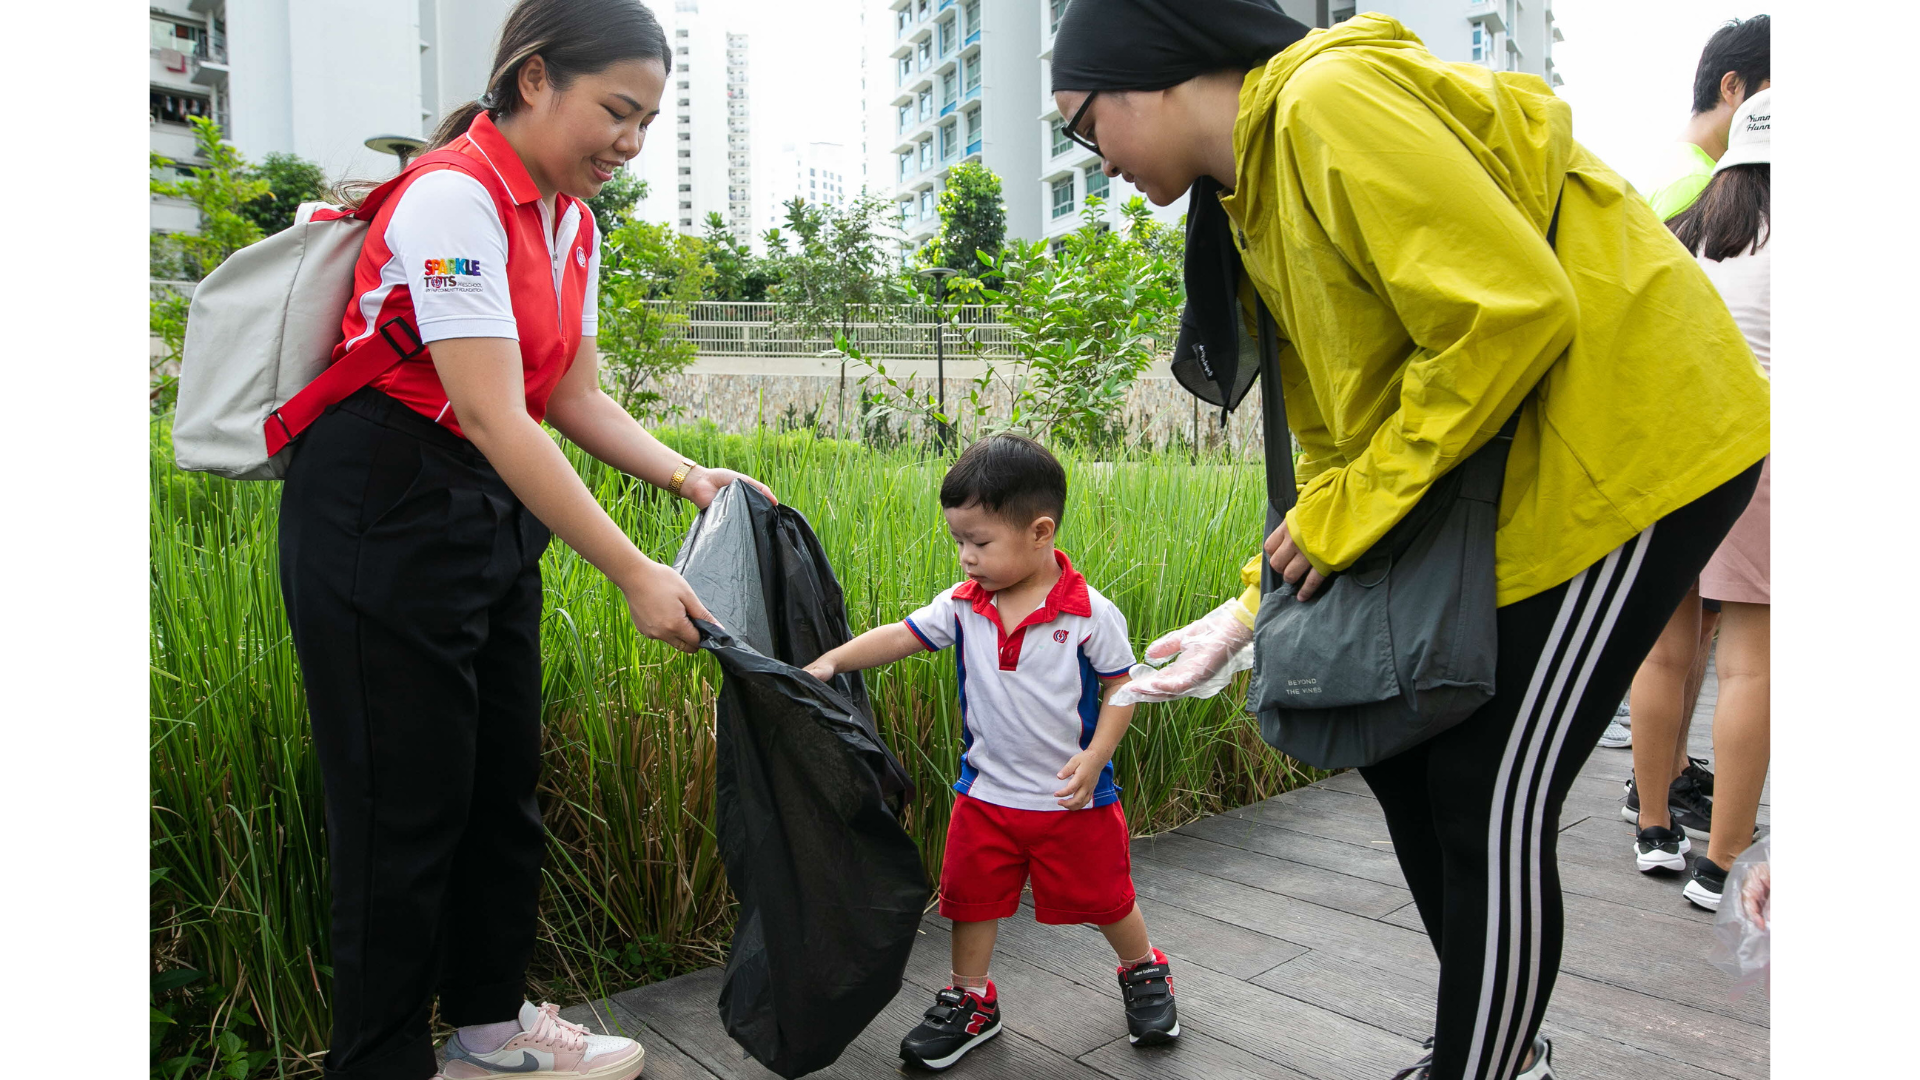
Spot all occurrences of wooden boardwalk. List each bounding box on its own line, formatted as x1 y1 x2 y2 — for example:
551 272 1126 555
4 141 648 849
565 683 1767 1080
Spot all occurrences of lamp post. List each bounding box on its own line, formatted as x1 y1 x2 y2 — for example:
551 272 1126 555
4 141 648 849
365 134 427 172
916 266 960 449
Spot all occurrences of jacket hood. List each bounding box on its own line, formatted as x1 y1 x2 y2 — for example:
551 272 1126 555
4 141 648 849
1231 13 1573 238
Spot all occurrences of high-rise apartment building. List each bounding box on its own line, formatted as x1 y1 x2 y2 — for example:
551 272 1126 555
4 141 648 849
150 0 509 236
876 0 1041 256
1322 1 1561 82
631 1 753 237
763 142 854 234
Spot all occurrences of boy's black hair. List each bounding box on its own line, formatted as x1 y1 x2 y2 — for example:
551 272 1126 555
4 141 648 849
940 433 1068 529
1692 16 1769 115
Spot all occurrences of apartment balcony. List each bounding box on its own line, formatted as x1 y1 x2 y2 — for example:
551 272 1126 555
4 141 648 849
1552 24 1565 42
965 138 982 156
939 99 956 118
963 84 980 103
965 30 980 48
1465 1 1506 35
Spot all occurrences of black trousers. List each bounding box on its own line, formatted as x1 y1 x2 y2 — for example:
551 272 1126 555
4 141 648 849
279 389 552 1080
1359 461 1760 1080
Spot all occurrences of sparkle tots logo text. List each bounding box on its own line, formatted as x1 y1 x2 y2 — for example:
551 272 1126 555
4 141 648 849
422 257 485 292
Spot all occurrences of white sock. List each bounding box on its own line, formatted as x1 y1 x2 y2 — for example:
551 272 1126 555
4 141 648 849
459 1019 522 1053
1122 946 1157 968
950 971 991 998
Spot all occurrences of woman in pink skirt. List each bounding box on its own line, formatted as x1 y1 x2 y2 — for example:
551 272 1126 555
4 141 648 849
1672 89 1771 911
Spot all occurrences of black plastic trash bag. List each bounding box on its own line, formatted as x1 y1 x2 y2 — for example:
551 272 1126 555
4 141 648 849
673 481 930 1078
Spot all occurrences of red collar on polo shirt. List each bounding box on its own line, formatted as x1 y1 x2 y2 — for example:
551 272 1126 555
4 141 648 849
460 112 546 207
952 550 1092 670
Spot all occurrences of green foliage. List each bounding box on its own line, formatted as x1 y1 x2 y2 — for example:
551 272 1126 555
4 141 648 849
595 216 714 420
920 161 1007 287
699 212 784 302
241 152 330 238
150 118 271 416
585 167 650 234
150 419 1318 1075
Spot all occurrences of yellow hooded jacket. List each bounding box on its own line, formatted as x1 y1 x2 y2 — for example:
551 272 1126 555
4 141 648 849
1225 15 1769 617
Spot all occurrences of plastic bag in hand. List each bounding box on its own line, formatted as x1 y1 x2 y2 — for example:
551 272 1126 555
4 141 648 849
1708 835 1769 1000
1112 600 1255 705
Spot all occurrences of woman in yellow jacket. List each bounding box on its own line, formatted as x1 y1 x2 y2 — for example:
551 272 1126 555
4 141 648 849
1052 4 1766 1079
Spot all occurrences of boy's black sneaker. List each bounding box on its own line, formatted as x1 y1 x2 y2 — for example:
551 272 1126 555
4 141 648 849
900 984 1001 1071
1619 776 1713 841
1633 822 1691 873
1684 854 1728 912
1682 756 1715 797
1118 948 1180 1046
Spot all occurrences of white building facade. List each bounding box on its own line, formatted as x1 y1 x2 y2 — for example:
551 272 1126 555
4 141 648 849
877 0 1042 256
150 0 510 235
628 1 753 238
762 142 854 235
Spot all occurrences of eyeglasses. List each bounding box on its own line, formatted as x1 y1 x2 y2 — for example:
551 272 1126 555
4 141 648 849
1063 91 1101 158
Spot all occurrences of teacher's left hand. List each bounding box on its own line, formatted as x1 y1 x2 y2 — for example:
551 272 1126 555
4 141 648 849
1264 521 1328 601
681 467 777 511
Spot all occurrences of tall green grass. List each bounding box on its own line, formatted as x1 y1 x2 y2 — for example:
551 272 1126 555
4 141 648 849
149 422 1323 1076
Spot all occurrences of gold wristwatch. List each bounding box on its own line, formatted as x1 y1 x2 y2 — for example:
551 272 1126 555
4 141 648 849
668 459 697 499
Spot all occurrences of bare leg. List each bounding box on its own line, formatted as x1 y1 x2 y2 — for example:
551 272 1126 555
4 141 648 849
1705 602 1769 870
1673 607 1721 779
950 919 998 985
1095 903 1152 963
1629 587 1701 829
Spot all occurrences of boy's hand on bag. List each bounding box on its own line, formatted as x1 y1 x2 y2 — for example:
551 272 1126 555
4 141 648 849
1054 749 1110 810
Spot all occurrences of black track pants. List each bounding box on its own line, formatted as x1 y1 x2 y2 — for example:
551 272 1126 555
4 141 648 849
279 389 552 1080
1359 461 1760 1080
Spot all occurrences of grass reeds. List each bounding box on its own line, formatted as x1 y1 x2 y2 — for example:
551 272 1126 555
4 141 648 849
149 422 1323 1076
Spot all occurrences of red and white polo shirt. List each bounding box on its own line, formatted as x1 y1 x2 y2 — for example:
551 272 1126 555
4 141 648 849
333 111 601 437
903 550 1136 812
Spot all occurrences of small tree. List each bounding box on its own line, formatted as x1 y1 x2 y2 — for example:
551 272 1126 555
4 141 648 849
149 117 271 413
594 215 714 419
921 161 1006 287
699 212 784 302
769 192 911 436
585 167 649 234
241 152 329 237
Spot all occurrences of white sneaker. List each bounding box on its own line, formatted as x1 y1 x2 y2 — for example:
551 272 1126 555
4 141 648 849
1597 716 1632 749
1517 1036 1554 1079
439 1002 645 1079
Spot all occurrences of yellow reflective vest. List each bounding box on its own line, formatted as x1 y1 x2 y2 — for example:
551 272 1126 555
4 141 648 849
1226 14 1768 616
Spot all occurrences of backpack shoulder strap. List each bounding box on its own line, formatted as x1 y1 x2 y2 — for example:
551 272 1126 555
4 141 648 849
263 147 513 457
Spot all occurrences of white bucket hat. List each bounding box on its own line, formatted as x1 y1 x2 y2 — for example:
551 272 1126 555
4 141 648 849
1714 87 1771 173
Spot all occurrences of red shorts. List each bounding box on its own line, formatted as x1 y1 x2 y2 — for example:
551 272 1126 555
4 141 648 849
938 792 1137 926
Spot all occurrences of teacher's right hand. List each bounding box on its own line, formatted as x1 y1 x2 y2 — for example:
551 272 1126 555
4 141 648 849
623 560 715 654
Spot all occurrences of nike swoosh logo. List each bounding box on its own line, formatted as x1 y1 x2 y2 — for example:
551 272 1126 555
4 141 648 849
472 1050 543 1073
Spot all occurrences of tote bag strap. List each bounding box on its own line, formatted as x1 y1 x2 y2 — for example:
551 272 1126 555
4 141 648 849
1255 189 1563 593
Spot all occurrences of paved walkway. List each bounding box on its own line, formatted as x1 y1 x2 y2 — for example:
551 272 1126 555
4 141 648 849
564 677 1767 1079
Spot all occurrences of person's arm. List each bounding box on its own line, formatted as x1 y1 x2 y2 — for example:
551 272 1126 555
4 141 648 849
1270 55 1578 578
802 622 925 682
544 337 774 509
1055 676 1136 810
431 336 713 651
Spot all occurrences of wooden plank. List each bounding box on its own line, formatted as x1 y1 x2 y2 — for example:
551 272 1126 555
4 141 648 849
1174 812 1408 888
1126 853 1438 975
1250 949 1437 1040
1130 832 1413 919
1557 891 1769 1028
1314 769 1374 798
612 967 903 1080
562 998 725 1080
1077 1029 1313 1080
1541 1024 1762 1080
1546 971 1770 1077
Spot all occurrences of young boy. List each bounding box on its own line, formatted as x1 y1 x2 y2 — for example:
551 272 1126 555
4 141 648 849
803 433 1179 1071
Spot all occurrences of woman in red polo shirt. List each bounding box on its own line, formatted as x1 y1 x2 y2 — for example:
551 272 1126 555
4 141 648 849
276 3 765 1078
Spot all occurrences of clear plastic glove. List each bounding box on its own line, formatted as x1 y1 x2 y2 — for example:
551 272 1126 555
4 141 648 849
1112 599 1256 705
1709 836 1770 1000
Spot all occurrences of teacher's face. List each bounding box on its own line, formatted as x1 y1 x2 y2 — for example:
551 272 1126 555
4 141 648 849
1052 89 1193 207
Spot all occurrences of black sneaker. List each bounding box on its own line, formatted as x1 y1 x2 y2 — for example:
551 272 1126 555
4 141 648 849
900 985 1001 1071
1619 776 1713 841
1683 756 1715 797
1390 1035 1436 1080
1118 948 1180 1046
1684 854 1728 912
1633 822 1691 873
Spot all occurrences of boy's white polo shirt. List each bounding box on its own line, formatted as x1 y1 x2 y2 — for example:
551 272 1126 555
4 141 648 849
903 550 1135 812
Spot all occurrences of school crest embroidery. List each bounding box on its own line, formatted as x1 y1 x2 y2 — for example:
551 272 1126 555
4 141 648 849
1053 628 1070 643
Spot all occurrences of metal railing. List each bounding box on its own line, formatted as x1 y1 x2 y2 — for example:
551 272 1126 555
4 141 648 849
642 301 1022 361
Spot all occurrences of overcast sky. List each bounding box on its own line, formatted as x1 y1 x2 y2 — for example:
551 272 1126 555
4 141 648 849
733 1 1771 197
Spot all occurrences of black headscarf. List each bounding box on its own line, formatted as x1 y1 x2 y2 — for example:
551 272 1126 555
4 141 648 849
1052 0 1311 418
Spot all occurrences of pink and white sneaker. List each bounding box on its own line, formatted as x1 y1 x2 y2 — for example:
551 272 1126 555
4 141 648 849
437 1001 645 1079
